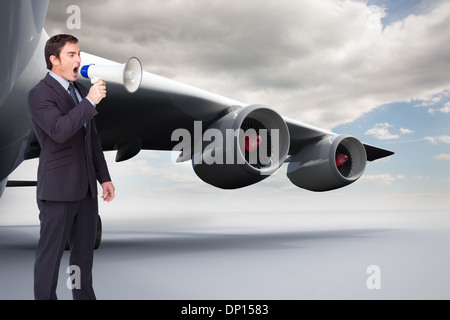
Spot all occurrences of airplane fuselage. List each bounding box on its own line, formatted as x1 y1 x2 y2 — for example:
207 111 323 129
0 0 50 197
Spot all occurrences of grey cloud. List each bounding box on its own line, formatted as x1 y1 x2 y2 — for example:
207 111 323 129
45 0 450 129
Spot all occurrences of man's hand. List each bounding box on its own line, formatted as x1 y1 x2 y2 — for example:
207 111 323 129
101 181 115 202
87 80 107 105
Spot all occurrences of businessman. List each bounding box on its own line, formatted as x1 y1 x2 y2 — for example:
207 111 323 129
28 34 115 300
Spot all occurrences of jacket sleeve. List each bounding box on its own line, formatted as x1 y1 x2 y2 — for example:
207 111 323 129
90 120 112 184
28 85 98 144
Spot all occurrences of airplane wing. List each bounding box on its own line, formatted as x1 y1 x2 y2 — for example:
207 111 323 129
74 51 393 192
87 69 394 162
283 118 394 161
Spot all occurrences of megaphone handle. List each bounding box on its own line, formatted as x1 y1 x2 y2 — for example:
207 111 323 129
91 77 102 84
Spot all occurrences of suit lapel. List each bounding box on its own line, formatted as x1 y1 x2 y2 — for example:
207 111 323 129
44 73 93 133
44 73 76 109
44 74 89 108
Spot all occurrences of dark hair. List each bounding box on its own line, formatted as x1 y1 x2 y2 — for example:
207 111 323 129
45 34 79 70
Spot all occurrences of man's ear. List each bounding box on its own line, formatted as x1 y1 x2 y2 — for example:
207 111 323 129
49 55 60 67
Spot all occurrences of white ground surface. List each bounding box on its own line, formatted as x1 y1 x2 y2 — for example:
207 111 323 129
0 209 449 300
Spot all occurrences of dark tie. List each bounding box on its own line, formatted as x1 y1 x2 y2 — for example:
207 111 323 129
69 82 87 129
68 82 79 105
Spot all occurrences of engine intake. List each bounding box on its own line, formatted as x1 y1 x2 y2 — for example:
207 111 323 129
287 135 367 192
193 105 290 189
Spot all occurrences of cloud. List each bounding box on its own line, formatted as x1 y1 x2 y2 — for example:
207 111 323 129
413 88 450 114
361 174 406 185
104 152 160 177
413 175 430 179
415 90 450 107
365 123 399 140
424 136 450 145
435 154 450 160
44 0 450 130
428 102 450 115
400 128 414 134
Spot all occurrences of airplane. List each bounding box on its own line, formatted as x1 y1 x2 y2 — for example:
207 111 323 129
0 0 393 248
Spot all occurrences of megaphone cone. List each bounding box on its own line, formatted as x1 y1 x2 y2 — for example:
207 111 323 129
80 57 143 93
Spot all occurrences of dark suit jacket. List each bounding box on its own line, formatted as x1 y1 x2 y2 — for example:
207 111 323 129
28 73 111 201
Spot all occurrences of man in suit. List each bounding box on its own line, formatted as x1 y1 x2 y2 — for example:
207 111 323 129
28 34 115 300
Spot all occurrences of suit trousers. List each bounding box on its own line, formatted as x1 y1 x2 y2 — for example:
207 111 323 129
34 189 98 300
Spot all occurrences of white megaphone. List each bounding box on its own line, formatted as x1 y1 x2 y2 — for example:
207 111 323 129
80 57 143 93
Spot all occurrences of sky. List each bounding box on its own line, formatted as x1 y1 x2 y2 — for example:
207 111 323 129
2 0 450 223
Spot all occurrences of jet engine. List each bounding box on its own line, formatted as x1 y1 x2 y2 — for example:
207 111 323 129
193 105 290 189
287 135 367 192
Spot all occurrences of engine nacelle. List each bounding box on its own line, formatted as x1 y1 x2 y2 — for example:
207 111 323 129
287 135 367 192
193 105 290 189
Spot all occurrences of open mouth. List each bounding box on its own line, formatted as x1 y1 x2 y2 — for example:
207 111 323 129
73 66 79 76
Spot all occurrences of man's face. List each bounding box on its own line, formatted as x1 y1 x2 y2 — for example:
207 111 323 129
50 42 81 82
